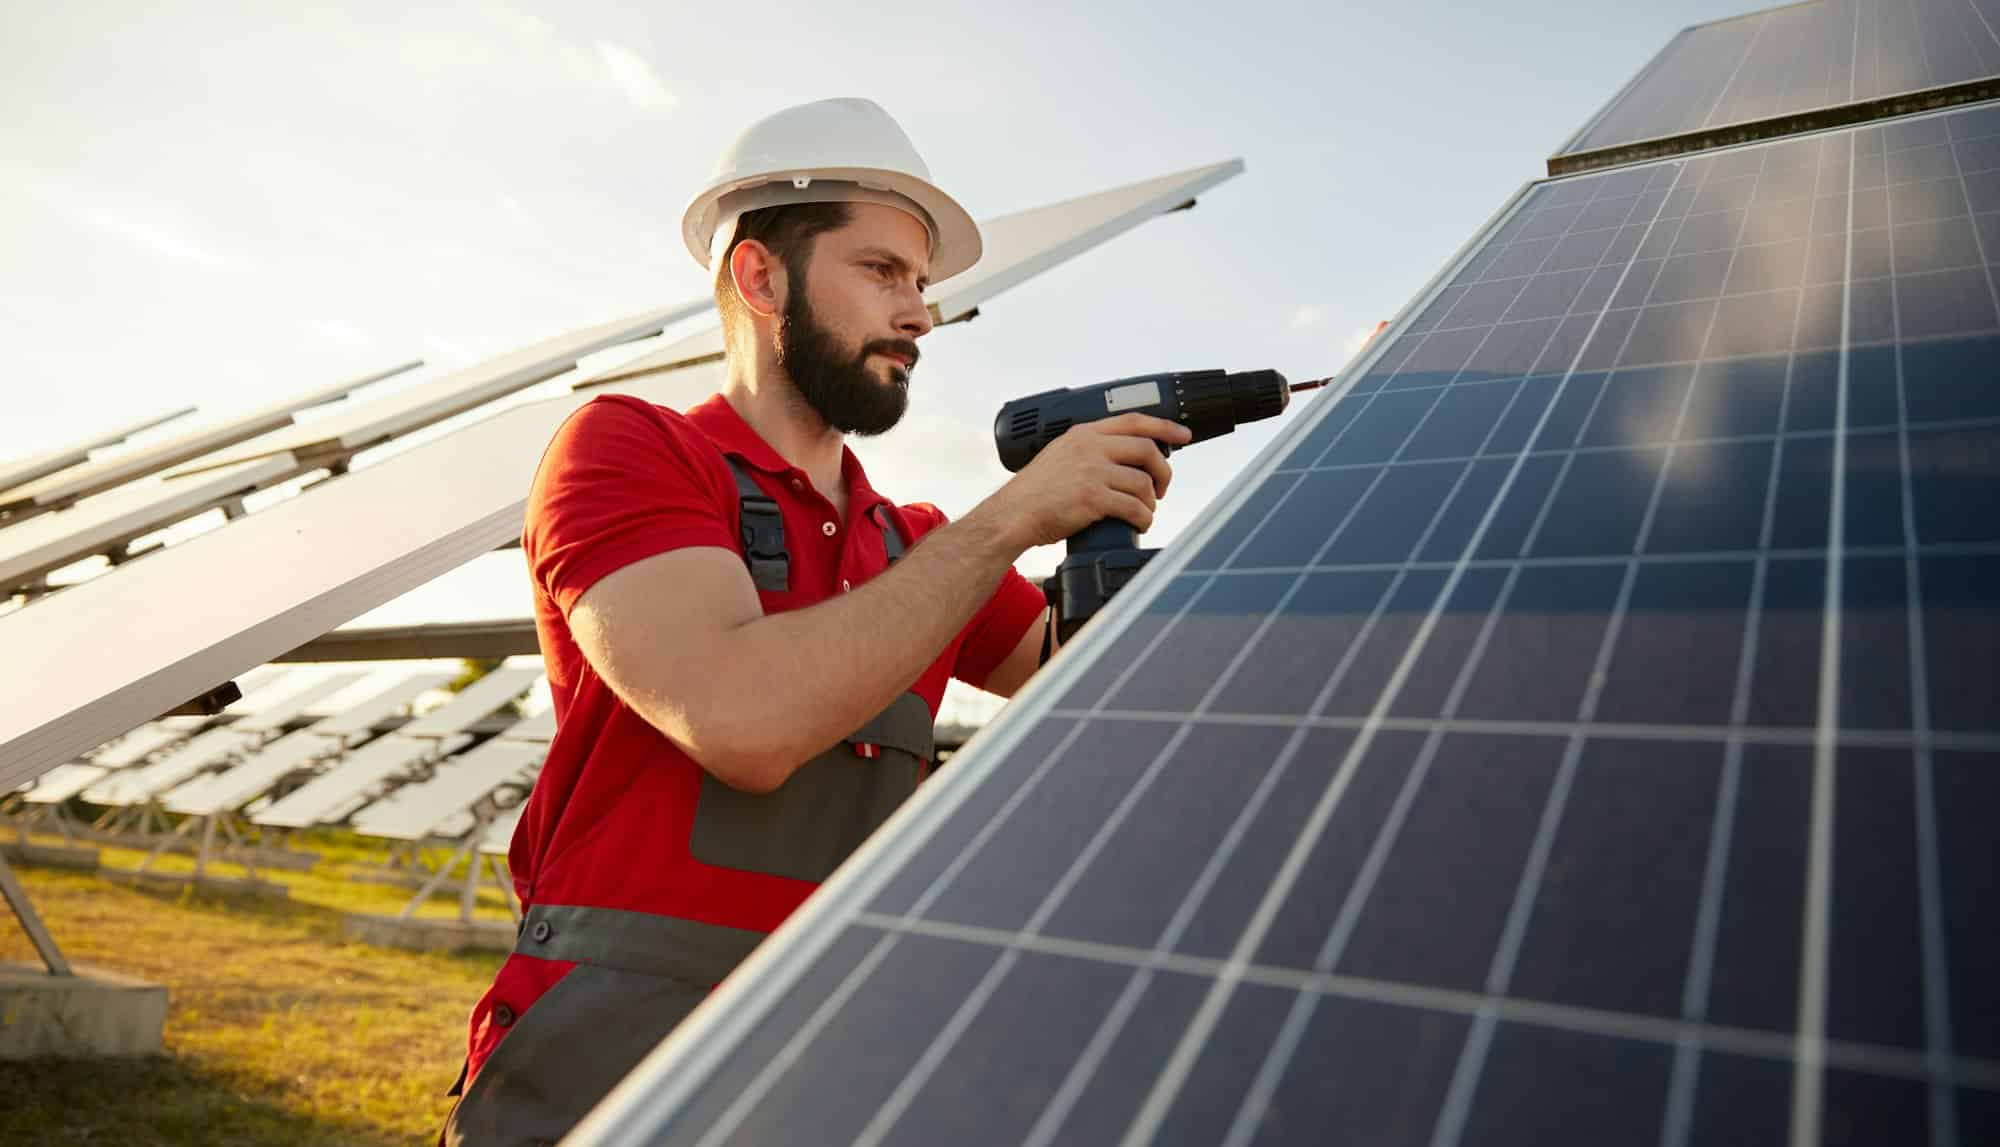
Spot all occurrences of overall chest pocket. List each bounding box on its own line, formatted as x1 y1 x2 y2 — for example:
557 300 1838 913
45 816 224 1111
687 692 934 884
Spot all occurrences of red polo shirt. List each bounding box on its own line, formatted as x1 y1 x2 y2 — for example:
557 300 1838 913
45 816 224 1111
460 392 1045 1082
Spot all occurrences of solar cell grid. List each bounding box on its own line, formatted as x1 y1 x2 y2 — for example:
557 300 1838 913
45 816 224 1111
1558 0 2000 171
578 104 2000 1146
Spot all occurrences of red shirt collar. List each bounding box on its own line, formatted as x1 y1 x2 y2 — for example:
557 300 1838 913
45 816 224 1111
684 393 893 519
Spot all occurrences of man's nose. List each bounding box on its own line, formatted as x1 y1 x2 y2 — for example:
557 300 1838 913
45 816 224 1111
897 296 933 340
896 281 932 339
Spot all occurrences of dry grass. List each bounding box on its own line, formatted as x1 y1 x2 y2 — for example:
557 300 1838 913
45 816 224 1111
0 830 512 1145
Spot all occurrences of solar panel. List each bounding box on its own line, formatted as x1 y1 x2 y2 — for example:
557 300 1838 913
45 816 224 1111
348 740 542 842
167 303 709 477
310 672 455 740
160 726 338 817
0 455 298 596
250 734 473 831
1554 0 2000 174
0 361 415 521
0 407 195 498
15 764 111 805
571 104 2000 1146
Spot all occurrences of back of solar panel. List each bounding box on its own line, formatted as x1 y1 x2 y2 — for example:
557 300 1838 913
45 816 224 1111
568 5 2000 1143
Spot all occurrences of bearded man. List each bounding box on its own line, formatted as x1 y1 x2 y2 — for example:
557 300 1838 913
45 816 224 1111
442 98 1187 1146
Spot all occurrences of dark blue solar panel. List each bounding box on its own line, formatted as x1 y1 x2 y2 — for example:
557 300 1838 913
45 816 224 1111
573 104 2000 1147
1558 0 2000 166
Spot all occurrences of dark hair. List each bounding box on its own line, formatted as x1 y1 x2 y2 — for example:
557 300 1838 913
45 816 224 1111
713 201 854 323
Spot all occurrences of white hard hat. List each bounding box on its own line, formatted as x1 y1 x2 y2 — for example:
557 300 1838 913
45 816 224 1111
682 97 982 285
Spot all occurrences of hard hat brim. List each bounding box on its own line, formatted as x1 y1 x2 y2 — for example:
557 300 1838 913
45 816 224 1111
682 166 982 285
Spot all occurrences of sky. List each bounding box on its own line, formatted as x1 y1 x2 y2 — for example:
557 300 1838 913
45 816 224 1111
3 0 1771 636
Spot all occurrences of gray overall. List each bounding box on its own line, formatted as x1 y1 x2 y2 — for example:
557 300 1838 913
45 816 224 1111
444 459 933 1147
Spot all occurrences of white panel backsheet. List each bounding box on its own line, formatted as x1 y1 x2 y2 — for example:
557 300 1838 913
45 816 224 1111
0 363 721 794
0 363 414 515
349 740 543 841
0 455 298 593
0 407 196 497
172 302 710 476
926 160 1244 323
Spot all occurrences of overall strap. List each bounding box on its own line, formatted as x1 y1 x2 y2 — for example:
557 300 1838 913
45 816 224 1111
724 455 789 592
873 504 906 565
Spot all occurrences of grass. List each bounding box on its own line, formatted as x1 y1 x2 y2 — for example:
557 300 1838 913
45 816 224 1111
0 827 513 1145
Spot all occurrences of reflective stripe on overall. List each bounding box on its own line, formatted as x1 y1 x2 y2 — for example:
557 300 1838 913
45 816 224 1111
444 456 932 1147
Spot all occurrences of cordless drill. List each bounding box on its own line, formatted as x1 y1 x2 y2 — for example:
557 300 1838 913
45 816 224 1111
994 368 1326 641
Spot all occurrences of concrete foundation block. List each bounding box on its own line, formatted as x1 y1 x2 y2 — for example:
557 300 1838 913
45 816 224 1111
341 912 514 953
0 841 100 871
102 869 289 899
0 962 168 1059
347 866 468 892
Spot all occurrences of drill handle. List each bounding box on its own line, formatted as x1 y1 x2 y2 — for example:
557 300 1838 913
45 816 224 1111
1067 517 1140 556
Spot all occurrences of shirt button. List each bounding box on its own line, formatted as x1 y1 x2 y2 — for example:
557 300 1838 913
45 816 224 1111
822 521 837 536
790 478 803 491
493 1003 516 1028
841 579 851 592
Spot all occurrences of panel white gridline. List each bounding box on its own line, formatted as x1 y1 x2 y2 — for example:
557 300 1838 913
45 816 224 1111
0 361 415 516
0 406 195 497
569 107 2000 1147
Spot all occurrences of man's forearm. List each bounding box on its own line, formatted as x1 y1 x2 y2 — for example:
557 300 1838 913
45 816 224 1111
686 505 1022 789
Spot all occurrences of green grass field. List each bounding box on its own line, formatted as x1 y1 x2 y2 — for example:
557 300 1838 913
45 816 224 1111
0 831 513 1146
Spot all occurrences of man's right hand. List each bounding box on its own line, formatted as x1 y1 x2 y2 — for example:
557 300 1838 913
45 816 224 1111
973 413 1194 550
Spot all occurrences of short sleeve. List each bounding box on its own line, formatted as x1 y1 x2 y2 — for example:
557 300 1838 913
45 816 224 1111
953 566 1048 690
523 395 737 616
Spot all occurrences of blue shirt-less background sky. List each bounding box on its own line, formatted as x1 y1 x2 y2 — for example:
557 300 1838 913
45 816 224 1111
3 0 1768 624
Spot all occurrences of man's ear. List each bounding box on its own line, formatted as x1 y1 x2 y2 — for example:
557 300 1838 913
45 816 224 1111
729 240 785 319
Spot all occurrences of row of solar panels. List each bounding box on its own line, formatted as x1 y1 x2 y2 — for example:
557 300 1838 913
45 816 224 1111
6 665 545 865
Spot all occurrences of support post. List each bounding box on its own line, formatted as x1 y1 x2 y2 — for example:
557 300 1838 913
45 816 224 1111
0 851 71 976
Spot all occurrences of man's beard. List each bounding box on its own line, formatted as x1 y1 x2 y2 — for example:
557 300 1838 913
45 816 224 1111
776 286 918 437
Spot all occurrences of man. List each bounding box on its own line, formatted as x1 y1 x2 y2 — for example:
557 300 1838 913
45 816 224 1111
443 97 1190 1145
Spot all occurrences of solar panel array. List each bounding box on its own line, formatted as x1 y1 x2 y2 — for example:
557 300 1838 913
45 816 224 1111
572 96 2000 1147
1556 0 2000 172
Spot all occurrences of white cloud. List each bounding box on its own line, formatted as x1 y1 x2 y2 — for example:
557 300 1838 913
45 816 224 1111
594 41 677 110
23 175 249 272
1289 303 1324 328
